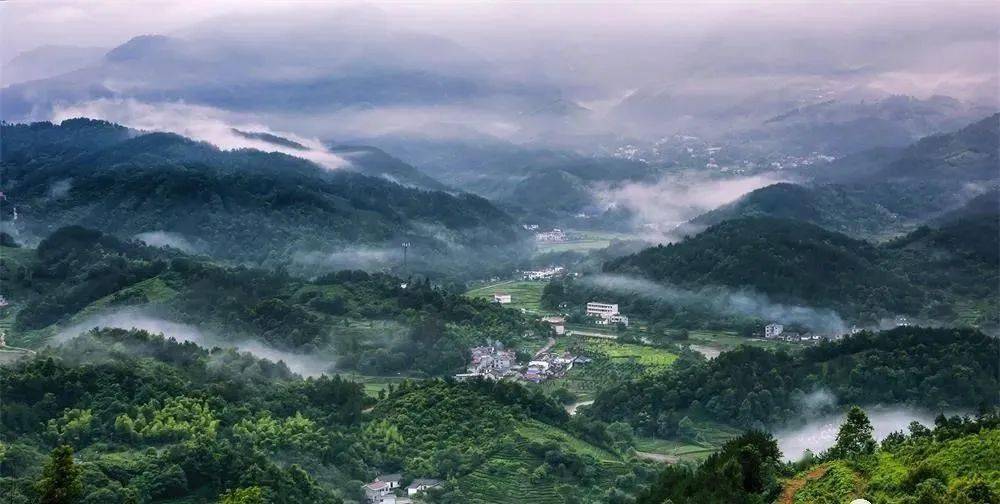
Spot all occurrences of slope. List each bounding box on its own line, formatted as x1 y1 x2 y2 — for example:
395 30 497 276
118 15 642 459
0 119 526 277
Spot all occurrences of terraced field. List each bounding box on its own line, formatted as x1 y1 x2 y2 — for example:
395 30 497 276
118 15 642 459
457 421 628 503
465 280 550 314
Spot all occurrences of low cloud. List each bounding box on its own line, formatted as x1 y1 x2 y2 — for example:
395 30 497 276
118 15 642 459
583 274 846 334
134 230 199 254
595 172 783 241
54 308 334 377
774 407 941 461
51 98 350 169
292 247 400 272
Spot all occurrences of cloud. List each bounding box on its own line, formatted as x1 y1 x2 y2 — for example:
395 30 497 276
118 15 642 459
774 407 941 462
54 308 334 377
134 230 199 254
595 172 784 241
583 274 847 334
50 98 350 169
292 247 399 272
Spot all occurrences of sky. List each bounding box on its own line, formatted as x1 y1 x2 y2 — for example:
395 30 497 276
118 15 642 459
2 1 996 144
4 0 997 95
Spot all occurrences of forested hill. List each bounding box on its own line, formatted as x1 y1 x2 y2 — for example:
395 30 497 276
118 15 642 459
1 329 653 503
600 216 998 327
586 326 998 432
0 119 525 272
1 226 544 377
692 114 1000 238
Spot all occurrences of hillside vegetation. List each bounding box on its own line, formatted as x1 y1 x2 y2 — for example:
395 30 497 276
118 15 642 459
0 119 527 280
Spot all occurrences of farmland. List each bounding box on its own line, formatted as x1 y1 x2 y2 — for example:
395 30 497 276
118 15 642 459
465 280 550 314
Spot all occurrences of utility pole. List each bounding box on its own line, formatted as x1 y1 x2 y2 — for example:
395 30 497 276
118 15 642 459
402 242 410 270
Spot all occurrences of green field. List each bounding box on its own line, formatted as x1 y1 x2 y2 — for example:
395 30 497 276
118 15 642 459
534 230 638 254
633 420 741 463
465 280 550 314
456 420 628 503
537 336 679 400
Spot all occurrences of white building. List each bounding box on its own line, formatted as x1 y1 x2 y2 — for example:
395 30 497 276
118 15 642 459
594 313 629 327
541 316 566 335
586 302 619 318
764 323 784 339
407 479 442 496
493 293 512 304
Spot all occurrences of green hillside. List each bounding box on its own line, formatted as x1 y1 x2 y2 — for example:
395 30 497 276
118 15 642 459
597 215 998 327
0 119 527 280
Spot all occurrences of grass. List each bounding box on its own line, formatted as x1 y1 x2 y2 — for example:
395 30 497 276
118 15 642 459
464 280 550 314
633 420 741 463
534 230 638 255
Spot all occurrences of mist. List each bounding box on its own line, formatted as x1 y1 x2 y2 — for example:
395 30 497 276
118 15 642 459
774 407 941 461
54 308 335 377
134 230 200 254
3 2 995 150
51 99 349 169
292 247 399 272
596 172 784 240
584 274 846 335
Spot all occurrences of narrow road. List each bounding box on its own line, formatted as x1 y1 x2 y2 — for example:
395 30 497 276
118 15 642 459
565 400 594 416
565 330 618 340
533 337 556 358
634 451 678 464
777 464 830 504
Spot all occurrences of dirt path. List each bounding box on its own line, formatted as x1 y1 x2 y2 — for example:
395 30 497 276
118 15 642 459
533 337 556 358
564 400 594 416
565 330 618 340
634 451 678 464
777 464 830 504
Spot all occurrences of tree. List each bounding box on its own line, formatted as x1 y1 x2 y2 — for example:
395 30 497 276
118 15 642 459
832 406 876 458
36 445 82 504
219 486 266 504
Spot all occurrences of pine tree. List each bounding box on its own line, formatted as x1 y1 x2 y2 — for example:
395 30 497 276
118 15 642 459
832 406 876 458
36 445 82 504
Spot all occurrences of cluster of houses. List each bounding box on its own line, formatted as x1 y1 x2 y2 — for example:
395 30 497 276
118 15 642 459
363 474 442 503
454 344 588 384
586 302 629 327
763 323 827 343
521 266 565 281
523 350 590 383
455 345 517 380
534 228 567 242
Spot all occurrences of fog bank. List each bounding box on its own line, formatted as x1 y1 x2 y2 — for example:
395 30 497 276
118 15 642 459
775 407 940 461
584 274 846 334
54 309 334 377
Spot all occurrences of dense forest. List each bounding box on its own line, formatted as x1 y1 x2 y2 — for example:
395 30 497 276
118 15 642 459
0 329 654 503
695 113 1000 238
1 226 546 376
586 327 998 433
634 409 1000 504
545 213 998 328
0 119 529 280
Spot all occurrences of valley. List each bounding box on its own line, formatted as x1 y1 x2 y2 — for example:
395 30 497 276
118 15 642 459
1 3 998 503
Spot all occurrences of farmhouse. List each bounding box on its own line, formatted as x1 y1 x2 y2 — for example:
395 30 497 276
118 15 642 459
587 302 629 327
493 292 512 304
541 316 566 335
764 323 784 339
407 478 442 496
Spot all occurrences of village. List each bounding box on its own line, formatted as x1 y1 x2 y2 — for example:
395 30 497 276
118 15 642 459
362 474 443 504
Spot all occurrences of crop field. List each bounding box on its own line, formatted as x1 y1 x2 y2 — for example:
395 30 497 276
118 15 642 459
464 280 550 314
534 230 639 254
457 421 627 503
634 420 741 463
538 337 679 399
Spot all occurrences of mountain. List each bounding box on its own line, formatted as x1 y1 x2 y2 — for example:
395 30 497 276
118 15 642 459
1 45 106 85
588 326 998 430
0 12 568 122
0 226 545 374
692 114 1000 238
0 119 526 278
1 328 648 503
595 215 998 327
325 144 448 190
